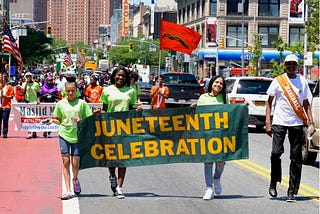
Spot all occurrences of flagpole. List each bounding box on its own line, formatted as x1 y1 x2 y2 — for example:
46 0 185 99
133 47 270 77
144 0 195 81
158 50 161 78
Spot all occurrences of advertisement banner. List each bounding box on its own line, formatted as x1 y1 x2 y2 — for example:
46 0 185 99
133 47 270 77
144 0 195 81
206 17 217 47
288 0 305 23
78 104 249 169
12 103 102 132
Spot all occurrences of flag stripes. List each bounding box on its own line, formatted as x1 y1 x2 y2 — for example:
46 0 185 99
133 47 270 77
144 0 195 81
2 22 23 66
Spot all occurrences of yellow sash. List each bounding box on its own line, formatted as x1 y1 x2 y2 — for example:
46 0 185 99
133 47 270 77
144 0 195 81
276 74 308 126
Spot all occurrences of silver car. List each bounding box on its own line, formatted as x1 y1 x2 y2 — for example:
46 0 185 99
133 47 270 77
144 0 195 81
302 79 319 165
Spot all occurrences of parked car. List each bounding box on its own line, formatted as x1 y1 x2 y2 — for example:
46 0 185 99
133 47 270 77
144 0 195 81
137 81 154 104
161 72 204 108
302 79 319 165
224 76 273 129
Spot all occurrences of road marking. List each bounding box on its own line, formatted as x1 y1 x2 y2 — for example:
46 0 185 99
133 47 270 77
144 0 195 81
62 168 80 214
232 159 319 202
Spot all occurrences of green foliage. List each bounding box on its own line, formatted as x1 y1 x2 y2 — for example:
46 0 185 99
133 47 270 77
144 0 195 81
305 0 319 52
107 37 165 67
248 33 262 76
18 27 53 67
269 37 304 78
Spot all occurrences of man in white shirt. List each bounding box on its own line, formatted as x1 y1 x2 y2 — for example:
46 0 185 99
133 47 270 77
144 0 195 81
265 54 315 202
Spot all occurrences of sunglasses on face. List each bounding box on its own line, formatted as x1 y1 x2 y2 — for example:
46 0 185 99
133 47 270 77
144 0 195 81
286 62 297 66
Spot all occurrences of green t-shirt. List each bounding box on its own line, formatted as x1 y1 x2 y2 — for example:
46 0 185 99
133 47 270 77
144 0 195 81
22 82 40 103
197 93 229 106
53 98 92 143
99 85 137 112
130 83 141 96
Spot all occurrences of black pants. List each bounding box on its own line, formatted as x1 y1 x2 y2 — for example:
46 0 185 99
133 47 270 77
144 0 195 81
270 125 303 195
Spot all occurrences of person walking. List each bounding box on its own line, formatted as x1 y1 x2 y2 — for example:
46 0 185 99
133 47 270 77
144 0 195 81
23 72 40 139
150 75 170 109
99 66 139 199
129 72 142 108
46 81 92 200
190 75 228 200
84 75 103 103
265 54 315 202
40 75 58 138
0 73 15 138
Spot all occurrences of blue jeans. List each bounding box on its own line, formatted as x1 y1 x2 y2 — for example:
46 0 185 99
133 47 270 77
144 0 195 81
204 162 225 188
0 108 11 135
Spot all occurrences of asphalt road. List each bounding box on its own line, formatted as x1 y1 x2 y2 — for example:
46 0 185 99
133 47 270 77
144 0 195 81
1 103 319 214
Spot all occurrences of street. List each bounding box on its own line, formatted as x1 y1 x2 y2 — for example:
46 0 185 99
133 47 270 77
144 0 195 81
76 131 319 214
0 107 319 214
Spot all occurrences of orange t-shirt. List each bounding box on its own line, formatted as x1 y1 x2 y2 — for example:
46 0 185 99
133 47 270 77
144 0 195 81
84 85 104 103
150 85 170 109
1 84 14 108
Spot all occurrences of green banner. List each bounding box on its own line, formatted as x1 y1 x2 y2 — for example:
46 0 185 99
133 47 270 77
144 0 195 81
78 104 248 169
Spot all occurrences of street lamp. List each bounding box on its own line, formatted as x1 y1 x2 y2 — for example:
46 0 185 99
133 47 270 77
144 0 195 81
238 0 245 76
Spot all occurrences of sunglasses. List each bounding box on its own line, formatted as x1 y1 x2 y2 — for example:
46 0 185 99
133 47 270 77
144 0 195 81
286 62 297 66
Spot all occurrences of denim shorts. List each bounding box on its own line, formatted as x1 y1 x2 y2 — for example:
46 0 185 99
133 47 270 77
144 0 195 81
59 136 80 156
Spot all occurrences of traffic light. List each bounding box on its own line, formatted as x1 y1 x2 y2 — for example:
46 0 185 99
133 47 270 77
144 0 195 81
81 48 85 54
68 47 73 53
248 45 253 52
129 42 133 52
46 26 52 38
219 38 224 48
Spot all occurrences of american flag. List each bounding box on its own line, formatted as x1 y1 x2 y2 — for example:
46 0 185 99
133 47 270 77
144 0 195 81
63 49 73 67
2 22 23 67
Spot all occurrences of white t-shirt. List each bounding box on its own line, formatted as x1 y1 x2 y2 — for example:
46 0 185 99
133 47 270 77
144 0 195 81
267 73 311 126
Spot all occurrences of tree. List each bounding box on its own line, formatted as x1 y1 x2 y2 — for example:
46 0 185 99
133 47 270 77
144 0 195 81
305 0 319 52
108 37 166 68
248 33 262 76
17 27 53 67
269 36 304 78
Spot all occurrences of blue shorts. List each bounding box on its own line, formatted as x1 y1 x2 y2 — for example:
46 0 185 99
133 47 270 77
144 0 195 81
59 136 80 156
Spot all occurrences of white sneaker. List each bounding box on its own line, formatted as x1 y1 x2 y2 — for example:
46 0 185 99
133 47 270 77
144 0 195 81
115 186 125 199
202 188 213 200
214 179 222 194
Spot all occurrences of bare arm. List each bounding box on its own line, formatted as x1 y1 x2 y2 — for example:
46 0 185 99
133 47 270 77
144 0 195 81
265 96 274 137
303 99 316 136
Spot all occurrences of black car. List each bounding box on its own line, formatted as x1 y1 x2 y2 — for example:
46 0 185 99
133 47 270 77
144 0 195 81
137 81 154 104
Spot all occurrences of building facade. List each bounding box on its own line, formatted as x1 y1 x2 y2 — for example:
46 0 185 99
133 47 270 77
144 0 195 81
175 0 316 78
47 0 110 46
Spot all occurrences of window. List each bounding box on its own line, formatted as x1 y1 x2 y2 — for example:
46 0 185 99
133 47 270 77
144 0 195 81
259 26 279 47
227 0 248 16
210 0 217 16
259 0 279 16
227 26 248 47
289 27 305 45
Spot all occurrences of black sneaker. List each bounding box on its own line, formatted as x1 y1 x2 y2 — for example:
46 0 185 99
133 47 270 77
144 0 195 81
109 176 117 195
32 132 37 138
3 134 7 138
286 193 296 202
269 182 277 198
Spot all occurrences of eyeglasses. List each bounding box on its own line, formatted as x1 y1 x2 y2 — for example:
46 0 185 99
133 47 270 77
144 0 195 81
286 62 297 66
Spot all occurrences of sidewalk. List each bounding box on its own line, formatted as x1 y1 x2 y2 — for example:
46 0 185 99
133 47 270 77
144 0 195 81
0 115 62 214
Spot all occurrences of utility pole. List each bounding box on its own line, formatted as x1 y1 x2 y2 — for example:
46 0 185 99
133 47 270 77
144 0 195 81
240 0 245 76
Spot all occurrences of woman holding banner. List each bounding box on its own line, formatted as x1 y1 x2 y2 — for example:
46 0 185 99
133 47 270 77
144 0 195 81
46 81 92 200
99 66 139 199
190 75 228 200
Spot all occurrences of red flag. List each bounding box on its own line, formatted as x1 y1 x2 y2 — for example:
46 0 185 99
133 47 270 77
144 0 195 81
2 22 23 67
63 49 73 67
160 19 202 55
